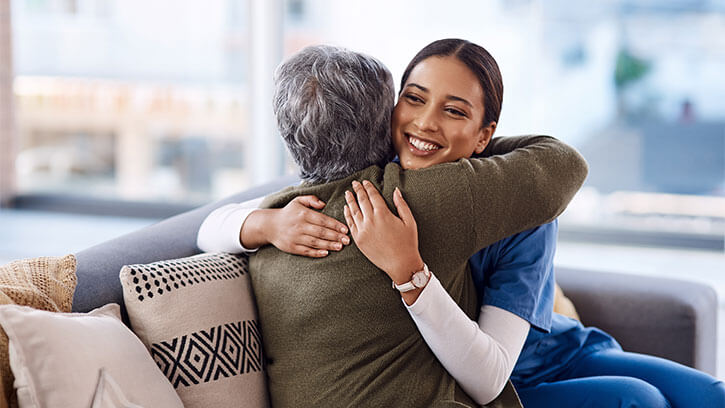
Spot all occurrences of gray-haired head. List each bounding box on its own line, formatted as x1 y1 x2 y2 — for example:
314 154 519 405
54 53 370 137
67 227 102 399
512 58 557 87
273 45 396 183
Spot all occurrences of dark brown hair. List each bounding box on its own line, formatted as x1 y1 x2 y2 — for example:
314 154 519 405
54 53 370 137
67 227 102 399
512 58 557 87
400 39 503 128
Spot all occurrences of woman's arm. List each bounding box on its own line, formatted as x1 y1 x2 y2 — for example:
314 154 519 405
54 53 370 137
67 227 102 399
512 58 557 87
407 279 530 404
395 135 586 262
197 195 350 256
197 198 265 253
343 181 530 404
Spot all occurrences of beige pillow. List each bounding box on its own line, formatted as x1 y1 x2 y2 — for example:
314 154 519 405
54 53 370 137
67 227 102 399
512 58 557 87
0 303 183 408
120 253 268 408
0 255 77 408
553 283 580 321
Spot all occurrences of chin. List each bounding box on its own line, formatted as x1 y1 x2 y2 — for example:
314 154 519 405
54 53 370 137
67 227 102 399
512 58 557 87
402 156 435 170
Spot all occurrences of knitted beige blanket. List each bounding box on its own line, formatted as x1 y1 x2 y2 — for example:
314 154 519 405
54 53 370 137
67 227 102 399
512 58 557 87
0 255 77 408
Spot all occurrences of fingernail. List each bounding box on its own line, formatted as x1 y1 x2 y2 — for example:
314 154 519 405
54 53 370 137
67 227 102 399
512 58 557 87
340 226 348 233
362 180 370 186
334 243 342 250
342 236 350 245
320 250 328 256
352 180 360 187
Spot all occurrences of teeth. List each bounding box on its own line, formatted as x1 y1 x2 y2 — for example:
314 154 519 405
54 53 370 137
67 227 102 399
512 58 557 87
408 135 440 152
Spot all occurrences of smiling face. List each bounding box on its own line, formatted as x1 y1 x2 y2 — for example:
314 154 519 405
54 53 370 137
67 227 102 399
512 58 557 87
392 56 496 170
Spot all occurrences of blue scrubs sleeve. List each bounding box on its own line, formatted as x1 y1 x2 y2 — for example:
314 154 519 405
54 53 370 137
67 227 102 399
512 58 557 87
468 220 558 332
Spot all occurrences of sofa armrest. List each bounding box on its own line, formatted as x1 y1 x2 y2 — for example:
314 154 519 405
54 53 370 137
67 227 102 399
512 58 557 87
556 266 718 376
72 175 299 321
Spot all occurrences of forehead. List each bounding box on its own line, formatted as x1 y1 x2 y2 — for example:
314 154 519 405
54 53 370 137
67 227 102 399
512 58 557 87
405 56 484 108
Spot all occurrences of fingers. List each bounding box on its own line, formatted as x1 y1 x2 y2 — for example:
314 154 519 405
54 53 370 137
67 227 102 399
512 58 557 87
345 189 364 226
298 234 345 251
301 223 350 246
343 204 357 236
303 210 348 235
291 245 329 258
293 195 326 210
293 216 350 252
351 180 373 219
361 180 387 212
292 195 349 246
288 233 348 258
393 187 416 226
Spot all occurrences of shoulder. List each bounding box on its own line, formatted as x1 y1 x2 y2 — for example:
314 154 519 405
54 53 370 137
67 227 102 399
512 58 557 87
385 158 476 187
498 220 558 255
470 221 557 277
262 165 387 208
260 185 302 209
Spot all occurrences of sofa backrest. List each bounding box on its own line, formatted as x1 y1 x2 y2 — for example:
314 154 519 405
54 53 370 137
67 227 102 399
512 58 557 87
72 175 299 324
556 267 718 376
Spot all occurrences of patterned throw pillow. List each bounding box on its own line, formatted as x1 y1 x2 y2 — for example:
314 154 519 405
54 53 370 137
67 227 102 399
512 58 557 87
120 253 268 408
0 255 78 408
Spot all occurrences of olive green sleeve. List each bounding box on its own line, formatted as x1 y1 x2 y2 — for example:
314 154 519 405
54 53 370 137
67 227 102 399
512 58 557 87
395 135 587 261
465 135 587 253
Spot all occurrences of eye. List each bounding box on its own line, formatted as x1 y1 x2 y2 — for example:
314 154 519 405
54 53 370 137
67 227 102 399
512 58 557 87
445 107 467 117
404 93 424 104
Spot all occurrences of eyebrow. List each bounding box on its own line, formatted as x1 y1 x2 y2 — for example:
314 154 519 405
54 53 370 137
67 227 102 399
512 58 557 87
405 83 473 108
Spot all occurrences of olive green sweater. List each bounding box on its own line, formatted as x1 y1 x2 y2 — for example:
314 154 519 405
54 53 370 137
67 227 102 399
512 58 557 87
249 135 588 407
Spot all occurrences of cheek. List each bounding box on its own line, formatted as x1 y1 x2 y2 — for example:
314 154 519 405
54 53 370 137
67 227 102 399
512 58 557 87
448 127 480 157
392 104 408 124
391 116 403 143
391 109 415 147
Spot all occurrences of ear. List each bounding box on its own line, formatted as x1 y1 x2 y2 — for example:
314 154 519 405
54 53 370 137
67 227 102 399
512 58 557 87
473 122 496 154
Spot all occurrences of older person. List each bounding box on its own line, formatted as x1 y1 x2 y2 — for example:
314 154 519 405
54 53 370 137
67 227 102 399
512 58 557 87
240 45 587 407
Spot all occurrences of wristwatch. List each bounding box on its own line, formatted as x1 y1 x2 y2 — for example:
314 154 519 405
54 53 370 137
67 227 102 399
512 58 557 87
392 263 430 292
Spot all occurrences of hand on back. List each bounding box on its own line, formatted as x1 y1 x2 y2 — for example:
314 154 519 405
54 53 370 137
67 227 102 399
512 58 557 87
343 180 424 284
244 195 350 258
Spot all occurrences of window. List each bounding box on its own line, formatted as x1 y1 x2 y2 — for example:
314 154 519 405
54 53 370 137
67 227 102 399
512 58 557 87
10 0 256 206
273 0 725 250
5 0 724 249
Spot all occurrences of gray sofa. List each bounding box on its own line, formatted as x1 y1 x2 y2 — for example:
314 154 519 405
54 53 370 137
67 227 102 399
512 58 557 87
72 176 719 377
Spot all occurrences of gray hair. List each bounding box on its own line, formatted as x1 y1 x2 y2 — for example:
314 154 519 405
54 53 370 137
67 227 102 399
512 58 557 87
273 45 396 183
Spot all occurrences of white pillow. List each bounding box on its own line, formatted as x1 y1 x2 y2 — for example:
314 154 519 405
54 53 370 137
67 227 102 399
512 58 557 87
91 368 149 408
0 303 183 408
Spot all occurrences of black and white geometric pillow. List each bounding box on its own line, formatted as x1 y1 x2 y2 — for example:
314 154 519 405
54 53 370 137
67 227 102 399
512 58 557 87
120 253 269 408
124 254 247 303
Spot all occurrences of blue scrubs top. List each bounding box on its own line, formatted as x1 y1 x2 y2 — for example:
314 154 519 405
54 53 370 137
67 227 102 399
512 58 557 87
469 220 620 388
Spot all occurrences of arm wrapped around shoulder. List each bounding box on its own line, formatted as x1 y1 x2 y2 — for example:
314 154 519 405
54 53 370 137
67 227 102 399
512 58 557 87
390 134 587 261
522 135 588 221
467 135 588 250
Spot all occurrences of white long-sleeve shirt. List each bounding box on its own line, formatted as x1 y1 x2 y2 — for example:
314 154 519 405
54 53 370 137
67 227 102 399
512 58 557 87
196 202 530 405
406 274 529 404
196 198 263 254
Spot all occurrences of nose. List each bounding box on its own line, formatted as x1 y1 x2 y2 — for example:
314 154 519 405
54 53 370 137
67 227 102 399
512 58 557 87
413 105 439 133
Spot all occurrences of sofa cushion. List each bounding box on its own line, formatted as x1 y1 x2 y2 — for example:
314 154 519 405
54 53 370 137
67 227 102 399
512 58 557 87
0 303 183 408
0 255 78 408
120 253 268 408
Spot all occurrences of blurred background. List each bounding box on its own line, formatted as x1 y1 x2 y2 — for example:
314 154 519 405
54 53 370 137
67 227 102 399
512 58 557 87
0 0 723 374
1 0 723 244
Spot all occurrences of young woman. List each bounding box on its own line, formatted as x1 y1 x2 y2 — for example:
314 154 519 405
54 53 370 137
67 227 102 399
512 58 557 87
198 39 725 407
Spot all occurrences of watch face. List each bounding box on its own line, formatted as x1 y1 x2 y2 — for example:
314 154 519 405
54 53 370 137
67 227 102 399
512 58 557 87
412 271 428 288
